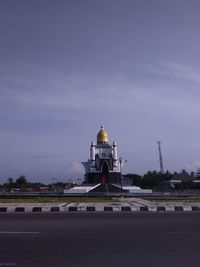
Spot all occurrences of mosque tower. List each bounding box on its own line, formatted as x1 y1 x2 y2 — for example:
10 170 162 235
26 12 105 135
82 126 121 184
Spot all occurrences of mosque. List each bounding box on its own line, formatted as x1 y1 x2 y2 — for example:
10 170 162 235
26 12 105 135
64 126 152 194
82 126 121 185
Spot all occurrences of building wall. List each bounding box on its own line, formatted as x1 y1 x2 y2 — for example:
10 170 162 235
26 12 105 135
86 172 121 184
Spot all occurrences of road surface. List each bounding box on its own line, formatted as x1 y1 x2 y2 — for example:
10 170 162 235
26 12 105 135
0 212 200 267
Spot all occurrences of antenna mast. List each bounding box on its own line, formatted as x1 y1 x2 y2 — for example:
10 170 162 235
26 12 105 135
157 141 164 173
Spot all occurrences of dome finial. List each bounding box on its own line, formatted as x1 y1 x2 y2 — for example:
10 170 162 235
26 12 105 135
97 126 108 144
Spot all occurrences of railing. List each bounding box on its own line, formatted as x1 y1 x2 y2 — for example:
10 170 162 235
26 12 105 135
0 190 200 198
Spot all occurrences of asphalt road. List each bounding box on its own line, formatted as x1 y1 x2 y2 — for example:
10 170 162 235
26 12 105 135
0 213 200 267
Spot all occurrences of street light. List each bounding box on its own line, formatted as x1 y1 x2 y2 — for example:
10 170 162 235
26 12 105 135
119 157 127 197
119 157 122 196
119 157 127 196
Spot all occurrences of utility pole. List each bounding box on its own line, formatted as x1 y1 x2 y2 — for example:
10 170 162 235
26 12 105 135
157 141 164 173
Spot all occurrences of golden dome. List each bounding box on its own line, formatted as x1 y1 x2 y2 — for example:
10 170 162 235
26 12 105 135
97 126 109 144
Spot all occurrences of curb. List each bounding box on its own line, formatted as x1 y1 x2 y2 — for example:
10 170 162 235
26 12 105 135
0 205 200 213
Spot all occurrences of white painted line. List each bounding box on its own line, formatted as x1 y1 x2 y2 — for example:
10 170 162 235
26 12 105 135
0 263 16 266
166 231 200 234
0 231 39 234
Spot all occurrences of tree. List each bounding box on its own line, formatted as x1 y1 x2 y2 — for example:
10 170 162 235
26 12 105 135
140 170 172 189
124 173 142 186
180 169 189 175
15 175 28 191
7 178 15 190
141 171 161 189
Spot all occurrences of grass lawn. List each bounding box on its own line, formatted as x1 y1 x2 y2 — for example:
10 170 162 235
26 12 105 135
141 196 200 202
1 195 200 204
0 196 118 204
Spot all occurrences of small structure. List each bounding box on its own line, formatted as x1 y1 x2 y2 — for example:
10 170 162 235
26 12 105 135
163 172 200 187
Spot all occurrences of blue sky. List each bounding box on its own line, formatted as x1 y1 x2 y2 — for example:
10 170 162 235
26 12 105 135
1 0 200 183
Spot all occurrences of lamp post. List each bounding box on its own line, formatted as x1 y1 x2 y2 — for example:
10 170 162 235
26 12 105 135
52 178 55 193
119 157 123 197
119 157 127 197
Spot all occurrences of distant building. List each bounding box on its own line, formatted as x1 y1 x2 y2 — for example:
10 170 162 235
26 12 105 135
163 173 200 187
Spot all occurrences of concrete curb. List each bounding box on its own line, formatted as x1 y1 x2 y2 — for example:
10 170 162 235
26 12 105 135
0 205 200 213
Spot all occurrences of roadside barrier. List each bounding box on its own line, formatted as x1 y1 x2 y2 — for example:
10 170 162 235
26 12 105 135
157 206 166 212
86 206 96 212
0 207 7 212
191 206 200 211
68 206 78 212
174 206 184 211
140 206 149 212
32 207 42 212
50 207 60 212
121 206 131 212
0 205 199 213
15 207 25 212
104 206 113 211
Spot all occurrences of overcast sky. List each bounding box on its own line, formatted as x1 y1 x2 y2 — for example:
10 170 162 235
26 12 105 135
1 0 200 183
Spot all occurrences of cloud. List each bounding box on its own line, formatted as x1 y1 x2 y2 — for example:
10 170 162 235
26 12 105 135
30 155 66 159
146 62 200 85
166 62 200 84
68 162 84 174
0 61 132 120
